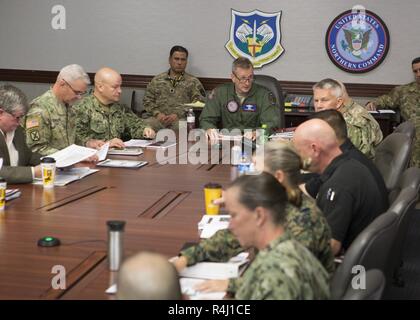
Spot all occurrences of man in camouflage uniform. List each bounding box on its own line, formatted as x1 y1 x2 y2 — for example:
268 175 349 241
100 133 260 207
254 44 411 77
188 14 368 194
173 173 330 300
143 45 205 130
25 64 91 156
313 78 382 159
74 67 155 149
200 57 281 142
366 57 420 167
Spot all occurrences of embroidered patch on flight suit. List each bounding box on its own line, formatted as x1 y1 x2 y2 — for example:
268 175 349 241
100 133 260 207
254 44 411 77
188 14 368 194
226 100 239 113
268 92 277 106
29 130 40 141
242 104 257 112
26 115 41 129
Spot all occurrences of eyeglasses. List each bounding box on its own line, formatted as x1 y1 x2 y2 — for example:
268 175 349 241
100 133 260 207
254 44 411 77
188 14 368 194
233 73 254 84
1 109 24 122
63 79 87 97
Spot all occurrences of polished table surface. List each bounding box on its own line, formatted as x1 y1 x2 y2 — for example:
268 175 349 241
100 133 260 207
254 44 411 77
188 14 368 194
0 144 233 299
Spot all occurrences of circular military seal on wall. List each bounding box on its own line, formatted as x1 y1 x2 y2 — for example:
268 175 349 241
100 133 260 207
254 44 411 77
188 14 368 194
325 9 390 73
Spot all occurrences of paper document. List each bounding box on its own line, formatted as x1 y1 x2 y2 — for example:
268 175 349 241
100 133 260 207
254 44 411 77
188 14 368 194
0 157 3 170
269 131 294 140
180 278 226 300
107 147 143 156
179 261 247 280
105 284 117 294
378 109 396 114
145 141 177 149
97 143 109 161
217 133 243 141
198 215 231 239
6 189 21 201
33 167 99 186
47 144 98 168
124 139 154 148
96 159 148 168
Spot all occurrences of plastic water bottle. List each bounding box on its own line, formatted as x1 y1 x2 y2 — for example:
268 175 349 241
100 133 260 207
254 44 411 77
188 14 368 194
187 108 195 133
237 153 251 176
259 124 269 145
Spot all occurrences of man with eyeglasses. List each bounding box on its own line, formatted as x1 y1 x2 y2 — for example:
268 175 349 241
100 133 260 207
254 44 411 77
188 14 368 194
0 85 43 183
312 78 382 159
200 57 280 142
74 67 155 149
25 64 95 156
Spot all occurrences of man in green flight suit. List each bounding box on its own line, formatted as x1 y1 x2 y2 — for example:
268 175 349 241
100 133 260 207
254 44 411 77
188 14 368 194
199 57 281 142
25 64 93 156
366 57 420 167
74 67 155 149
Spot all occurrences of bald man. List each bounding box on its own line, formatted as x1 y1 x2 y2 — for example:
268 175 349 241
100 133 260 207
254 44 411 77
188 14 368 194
293 119 386 255
74 67 155 149
117 252 182 300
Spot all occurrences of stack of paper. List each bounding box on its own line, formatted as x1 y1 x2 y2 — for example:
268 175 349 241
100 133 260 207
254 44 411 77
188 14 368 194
198 215 230 239
124 139 154 148
96 159 148 168
178 260 247 280
33 167 99 186
269 131 294 140
6 189 21 201
180 278 226 300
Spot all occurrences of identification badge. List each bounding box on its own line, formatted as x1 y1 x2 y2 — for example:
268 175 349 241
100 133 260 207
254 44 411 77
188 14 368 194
226 100 239 113
242 104 257 112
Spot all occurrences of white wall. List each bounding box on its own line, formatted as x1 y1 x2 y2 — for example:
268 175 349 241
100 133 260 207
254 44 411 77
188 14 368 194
0 0 419 84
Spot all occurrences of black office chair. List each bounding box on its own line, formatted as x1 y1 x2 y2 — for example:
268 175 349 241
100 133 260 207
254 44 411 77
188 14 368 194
253 74 285 129
373 132 412 191
386 167 420 286
341 269 386 300
330 209 399 300
130 89 146 117
394 120 416 142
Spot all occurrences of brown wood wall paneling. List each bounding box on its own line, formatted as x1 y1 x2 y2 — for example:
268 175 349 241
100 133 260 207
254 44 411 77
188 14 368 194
0 68 397 97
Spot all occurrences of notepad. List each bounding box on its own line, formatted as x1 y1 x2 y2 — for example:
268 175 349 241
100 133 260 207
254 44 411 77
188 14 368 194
107 147 143 156
96 159 148 168
145 141 177 149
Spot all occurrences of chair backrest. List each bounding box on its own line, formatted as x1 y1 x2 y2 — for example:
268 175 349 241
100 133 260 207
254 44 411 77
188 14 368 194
373 132 412 191
386 167 420 282
130 90 145 117
330 209 399 299
388 166 420 205
253 74 285 129
341 269 386 300
394 120 416 142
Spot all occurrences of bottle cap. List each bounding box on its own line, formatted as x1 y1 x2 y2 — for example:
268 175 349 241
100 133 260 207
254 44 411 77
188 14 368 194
107 220 126 231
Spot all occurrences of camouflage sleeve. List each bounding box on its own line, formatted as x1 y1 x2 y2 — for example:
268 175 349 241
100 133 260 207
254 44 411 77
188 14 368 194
259 89 281 134
347 120 382 159
143 80 160 116
123 106 148 139
180 229 243 265
190 78 206 103
74 104 92 146
374 86 403 109
227 277 242 295
199 88 223 130
25 106 59 156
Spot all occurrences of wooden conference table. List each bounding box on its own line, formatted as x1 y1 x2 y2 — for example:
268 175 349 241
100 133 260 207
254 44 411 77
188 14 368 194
0 143 233 299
